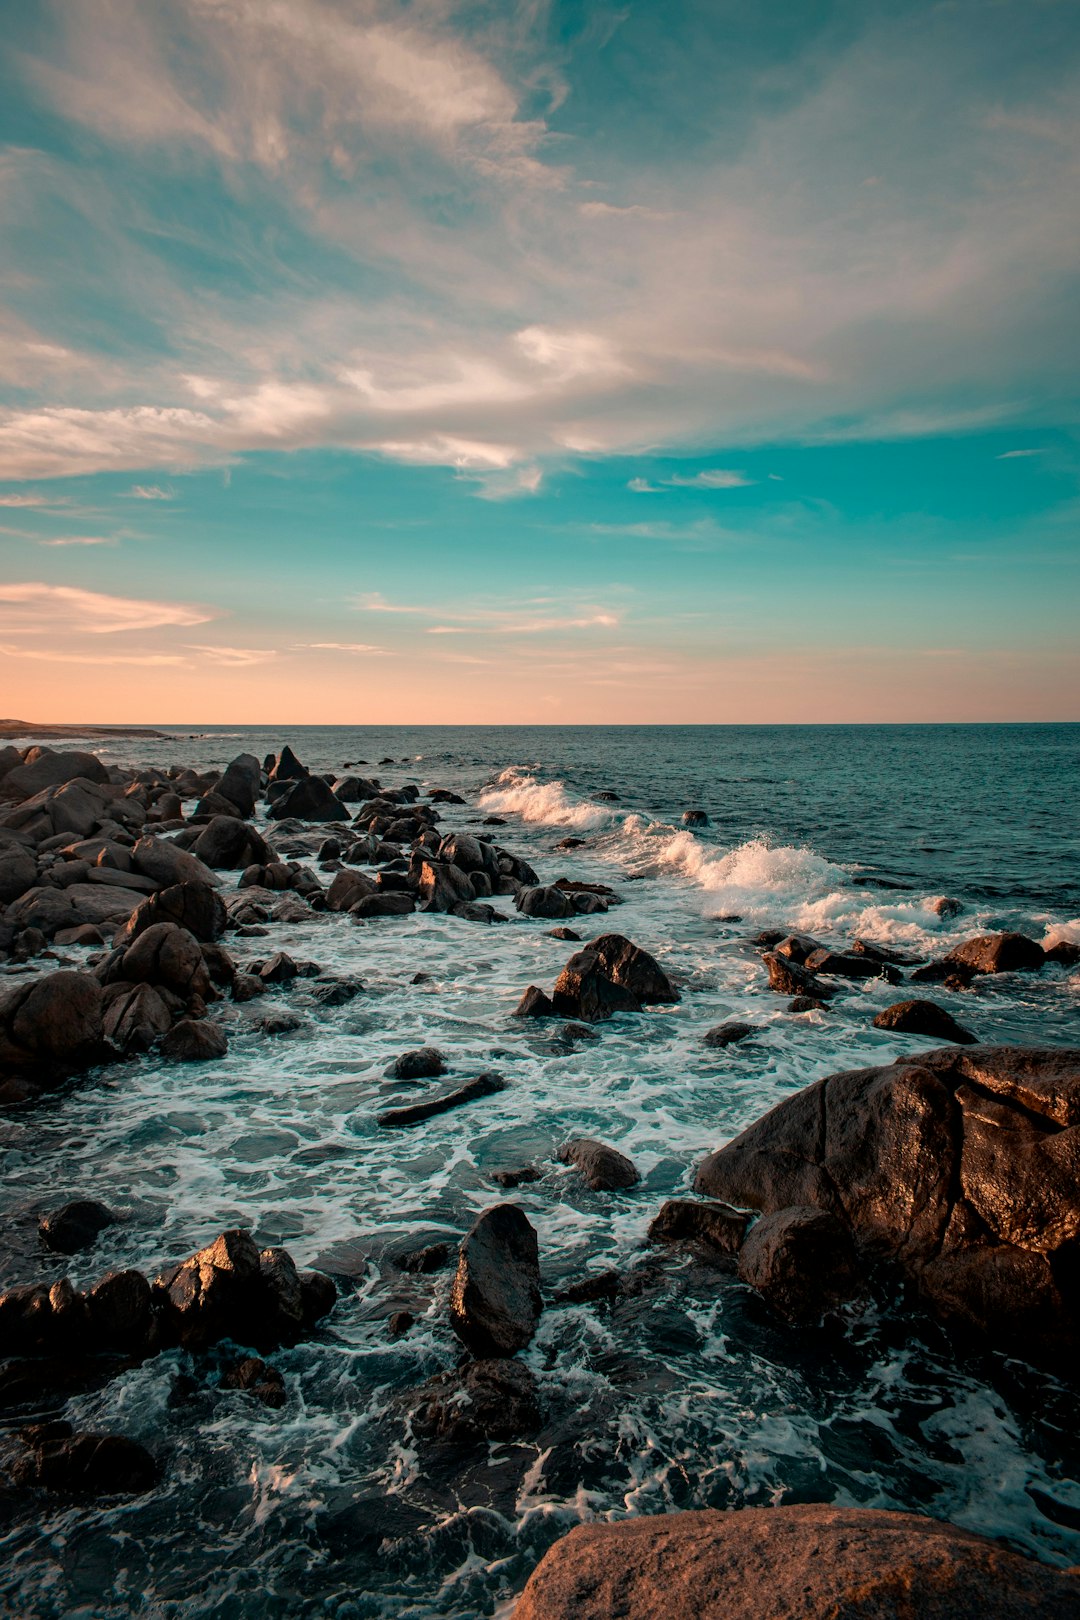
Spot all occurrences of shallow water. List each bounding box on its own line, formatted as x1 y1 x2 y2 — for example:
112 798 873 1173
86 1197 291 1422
1 724 1078 1616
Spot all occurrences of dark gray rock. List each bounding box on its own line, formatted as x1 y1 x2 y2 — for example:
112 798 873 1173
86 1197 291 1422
449 1203 542 1357
557 1138 640 1191
39 1200 115 1255
737 1206 860 1322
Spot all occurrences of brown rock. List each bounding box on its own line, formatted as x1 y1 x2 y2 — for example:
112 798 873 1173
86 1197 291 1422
737 1206 859 1321
410 1357 541 1444
449 1203 542 1357
872 998 977 1044
0 970 105 1074
510 1503 1080 1620
647 1198 749 1254
557 1137 640 1190
943 932 1045 975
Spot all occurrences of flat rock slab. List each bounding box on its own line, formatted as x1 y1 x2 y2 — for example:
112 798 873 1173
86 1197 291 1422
376 1072 506 1128
511 1503 1080 1620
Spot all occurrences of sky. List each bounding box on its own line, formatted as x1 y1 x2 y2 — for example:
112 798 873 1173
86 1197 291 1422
0 0 1078 724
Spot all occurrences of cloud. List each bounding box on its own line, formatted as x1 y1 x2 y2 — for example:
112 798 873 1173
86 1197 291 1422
39 534 117 547
996 448 1044 459
0 491 71 508
294 641 388 654
187 643 276 666
0 582 214 634
0 642 186 666
128 484 175 499
630 469 753 492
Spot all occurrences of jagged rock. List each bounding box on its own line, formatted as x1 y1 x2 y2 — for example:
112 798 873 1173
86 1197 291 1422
7 882 151 938
557 1137 640 1191
191 816 272 870
449 1204 542 1357
216 753 262 817
0 970 105 1074
437 832 499 877
873 999 977 1044
114 880 226 947
804 946 901 983
268 746 308 783
327 868 376 911
647 1199 750 1254
588 934 678 1003
153 1229 320 1352
39 1200 115 1255
703 1021 759 1048
416 859 474 912
377 1072 506 1128
86 1269 153 1348
510 1503 1080 1620
130 836 219 890
943 932 1045 975
410 1357 541 1444
385 1046 446 1080
396 1242 450 1274
694 1045 1080 1368
514 985 555 1018
11 1427 158 1496
1046 939 1080 967
551 949 641 1021
547 926 581 941
267 775 344 822
114 921 211 1000
161 1018 228 1062
102 982 175 1051
220 1356 286 1408
763 951 836 999
737 1206 860 1321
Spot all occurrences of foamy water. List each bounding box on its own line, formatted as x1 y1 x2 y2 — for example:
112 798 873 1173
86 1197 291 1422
1 724 1078 1617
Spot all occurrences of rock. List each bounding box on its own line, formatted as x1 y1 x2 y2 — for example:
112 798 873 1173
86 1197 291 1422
804 946 900 983
327 868 376 911
416 859 474 912
0 970 105 1074
216 753 261 818
8 882 151 938
409 1357 541 1445
943 932 1045 975
0 749 109 801
555 1269 623 1305
770 932 825 964
351 891 416 918
115 921 212 1000
647 1199 749 1254
102 982 175 1051
309 976 362 1006
220 1355 286 1408
130 836 219 890
114 880 226 947
86 1269 153 1348
492 1166 542 1188
763 951 836 999
449 1204 542 1357
510 1502 1080 1620
191 816 272 870
788 994 826 1013
256 950 299 985
388 1310 414 1338
513 985 555 1018
0 841 36 902
1046 940 1080 967
267 776 344 822
516 885 574 919
385 1046 446 1080
12 1428 158 1496
54 923 105 947
551 949 641 1021
261 1011 305 1035
737 1206 859 1321
557 1138 640 1191
931 895 964 918
377 1072 506 1128
694 1045 1080 1368
546 926 581 941
39 1200 115 1254
268 745 308 783
154 1229 310 1352
850 938 922 967
161 1018 228 1062
587 933 679 1003
702 1021 759 1048
682 809 709 826
873 999 977 1044
396 1242 450 1274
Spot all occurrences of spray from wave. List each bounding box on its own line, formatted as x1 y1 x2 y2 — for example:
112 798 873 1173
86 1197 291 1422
478 768 616 830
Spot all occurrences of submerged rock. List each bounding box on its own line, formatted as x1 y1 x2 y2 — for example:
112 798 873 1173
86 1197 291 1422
449 1203 542 1357
647 1199 749 1254
376 1072 506 1128
385 1046 446 1080
410 1357 541 1444
510 1503 1080 1620
702 1021 759 1048
763 952 836 1000
557 1137 640 1191
12 1426 159 1497
39 1200 115 1255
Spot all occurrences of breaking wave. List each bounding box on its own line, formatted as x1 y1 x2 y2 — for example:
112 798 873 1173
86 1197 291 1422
479 768 616 830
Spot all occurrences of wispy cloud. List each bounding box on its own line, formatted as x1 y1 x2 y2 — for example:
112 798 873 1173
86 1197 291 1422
0 582 214 634
0 491 72 508
39 533 117 547
630 469 754 493
0 642 186 666
293 641 388 654
128 483 175 499
187 644 275 666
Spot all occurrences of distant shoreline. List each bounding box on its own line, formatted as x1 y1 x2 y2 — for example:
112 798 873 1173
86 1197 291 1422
0 720 173 740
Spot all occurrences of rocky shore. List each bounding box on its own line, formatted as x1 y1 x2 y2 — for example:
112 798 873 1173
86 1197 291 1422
1 736 1078 1615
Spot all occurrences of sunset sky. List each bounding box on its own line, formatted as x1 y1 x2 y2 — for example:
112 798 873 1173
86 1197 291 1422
0 0 1078 722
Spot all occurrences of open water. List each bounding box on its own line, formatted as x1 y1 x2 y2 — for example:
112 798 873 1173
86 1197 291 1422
1 723 1078 1616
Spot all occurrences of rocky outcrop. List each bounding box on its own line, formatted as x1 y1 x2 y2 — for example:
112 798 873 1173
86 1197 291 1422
190 816 271 870
762 951 836 1000
114 880 226 947
557 1138 640 1191
11 1425 159 1496
548 934 678 1023
267 775 344 822
449 1204 542 1357
0 749 109 801
647 1199 749 1254
694 1045 1080 1368
131 836 219 890
153 1229 330 1352
511 1503 1080 1620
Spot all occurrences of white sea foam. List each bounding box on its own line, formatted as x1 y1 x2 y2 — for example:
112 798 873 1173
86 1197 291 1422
479 767 615 830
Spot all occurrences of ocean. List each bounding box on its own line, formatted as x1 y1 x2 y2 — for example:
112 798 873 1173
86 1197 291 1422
1 723 1078 1616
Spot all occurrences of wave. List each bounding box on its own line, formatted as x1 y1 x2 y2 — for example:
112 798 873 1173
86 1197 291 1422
478 768 616 830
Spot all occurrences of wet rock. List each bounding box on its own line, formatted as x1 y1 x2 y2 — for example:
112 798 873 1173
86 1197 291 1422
682 809 709 826
449 1203 542 1357
12 1427 159 1496
513 985 555 1018
410 1357 541 1445
161 1018 228 1062
0 970 105 1074
694 1045 1080 1368
763 951 837 999
257 950 299 985
377 1072 506 1128
555 1269 623 1305
220 1355 286 1408
154 1229 313 1352
416 858 474 912
788 994 826 1013
0 749 109 801
770 932 825 964
268 775 345 822
268 745 308 784
551 949 641 1021
873 999 977 1044
0 841 36 903
351 891 416 918
385 1046 446 1080
491 1166 542 1189
647 1199 749 1254
115 880 227 947
737 1206 859 1321
191 816 272 870
943 931 1045 976
309 976 362 1006
39 1199 115 1255
588 933 679 1004
261 1011 305 1036
510 1502 1080 1620
546 926 581 941
54 923 105 947
702 1021 759 1048
850 938 923 967
396 1242 450 1274
326 868 376 911
8 882 153 938
804 946 901 983
1046 939 1080 967
113 921 212 1001
557 1137 640 1191
930 895 964 917
388 1310 415 1338
516 885 574 919
102 981 176 1052
558 1021 600 1044
86 1269 153 1349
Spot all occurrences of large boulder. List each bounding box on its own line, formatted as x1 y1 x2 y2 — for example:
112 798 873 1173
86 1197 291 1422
326 868 377 912
736 1206 859 1321
6 882 151 938
0 840 36 903
153 1229 327 1351
267 776 344 822
943 932 1045 976
113 922 211 1001
416 859 474 912
449 1204 542 1357
101 982 176 1052
694 1045 1080 1368
131 836 219 890
511 1503 1080 1620
516 885 574 920
0 971 105 1074
268 745 308 784
1 779 117 841
113 881 227 947
551 950 641 1022
11 1428 159 1496
588 934 679 1003
215 753 261 817
190 816 272 871
0 749 109 801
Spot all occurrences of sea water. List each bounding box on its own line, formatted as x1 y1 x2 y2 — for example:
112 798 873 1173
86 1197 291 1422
0 724 1078 1616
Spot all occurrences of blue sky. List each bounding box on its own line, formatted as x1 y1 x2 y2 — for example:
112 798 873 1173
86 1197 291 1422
0 0 1077 721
